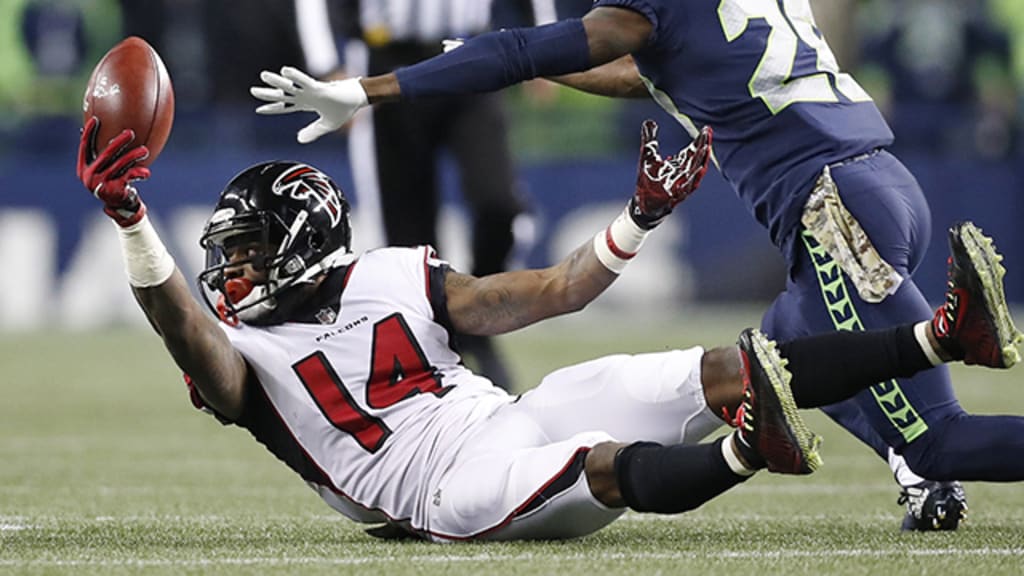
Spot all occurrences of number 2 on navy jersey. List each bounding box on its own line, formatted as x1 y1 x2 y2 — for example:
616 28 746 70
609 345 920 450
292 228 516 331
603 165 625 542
718 0 872 114
293 313 452 453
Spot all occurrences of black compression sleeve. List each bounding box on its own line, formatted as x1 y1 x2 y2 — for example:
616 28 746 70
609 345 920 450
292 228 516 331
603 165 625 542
779 324 933 408
614 439 749 514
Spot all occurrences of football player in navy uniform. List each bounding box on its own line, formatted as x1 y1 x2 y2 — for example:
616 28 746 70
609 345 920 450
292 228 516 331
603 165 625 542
79 113 1018 539
252 1 1024 530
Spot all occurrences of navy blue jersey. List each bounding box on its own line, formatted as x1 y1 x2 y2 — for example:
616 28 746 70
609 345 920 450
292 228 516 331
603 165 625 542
595 0 894 246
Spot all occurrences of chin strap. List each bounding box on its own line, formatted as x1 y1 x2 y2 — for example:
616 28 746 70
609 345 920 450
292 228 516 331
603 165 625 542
216 294 241 327
220 248 356 325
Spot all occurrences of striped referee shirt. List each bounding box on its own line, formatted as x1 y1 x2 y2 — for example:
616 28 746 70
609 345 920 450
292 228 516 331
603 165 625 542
295 0 559 76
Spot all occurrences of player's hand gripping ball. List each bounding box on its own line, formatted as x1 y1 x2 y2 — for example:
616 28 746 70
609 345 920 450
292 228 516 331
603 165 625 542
77 117 150 228
82 36 174 166
630 120 713 229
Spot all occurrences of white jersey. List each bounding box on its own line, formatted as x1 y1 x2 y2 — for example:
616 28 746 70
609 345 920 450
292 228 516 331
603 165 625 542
214 247 510 531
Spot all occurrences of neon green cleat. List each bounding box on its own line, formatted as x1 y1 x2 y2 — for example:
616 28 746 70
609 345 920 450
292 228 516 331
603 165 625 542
932 221 1024 368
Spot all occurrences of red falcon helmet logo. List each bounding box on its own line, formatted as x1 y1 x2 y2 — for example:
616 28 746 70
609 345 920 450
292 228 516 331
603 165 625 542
271 164 344 227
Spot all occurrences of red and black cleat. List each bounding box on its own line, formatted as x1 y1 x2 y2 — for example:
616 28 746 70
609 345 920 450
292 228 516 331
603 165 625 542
932 222 1023 368
733 329 823 475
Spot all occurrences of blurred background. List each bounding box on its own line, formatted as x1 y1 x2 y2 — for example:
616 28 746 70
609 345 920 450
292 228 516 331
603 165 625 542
0 0 1022 332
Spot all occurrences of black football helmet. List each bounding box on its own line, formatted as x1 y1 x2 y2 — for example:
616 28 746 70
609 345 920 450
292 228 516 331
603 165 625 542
198 161 352 325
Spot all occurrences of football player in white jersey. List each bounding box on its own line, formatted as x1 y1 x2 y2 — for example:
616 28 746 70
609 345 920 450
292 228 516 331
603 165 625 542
77 117 1019 541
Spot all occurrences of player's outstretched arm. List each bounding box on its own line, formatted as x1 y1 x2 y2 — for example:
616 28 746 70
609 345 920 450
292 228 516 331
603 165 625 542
548 55 647 98
447 121 712 336
77 118 249 420
250 7 652 143
545 8 652 98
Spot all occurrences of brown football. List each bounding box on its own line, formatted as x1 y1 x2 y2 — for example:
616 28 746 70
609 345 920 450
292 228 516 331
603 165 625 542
82 36 174 166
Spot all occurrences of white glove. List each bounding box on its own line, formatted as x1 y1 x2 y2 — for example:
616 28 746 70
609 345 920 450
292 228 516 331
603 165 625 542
250 66 369 144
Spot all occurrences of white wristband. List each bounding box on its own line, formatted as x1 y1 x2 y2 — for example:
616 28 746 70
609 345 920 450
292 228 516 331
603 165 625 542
115 215 176 288
593 205 651 274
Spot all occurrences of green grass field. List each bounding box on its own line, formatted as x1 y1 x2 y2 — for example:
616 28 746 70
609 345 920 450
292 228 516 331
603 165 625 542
2 306 1023 575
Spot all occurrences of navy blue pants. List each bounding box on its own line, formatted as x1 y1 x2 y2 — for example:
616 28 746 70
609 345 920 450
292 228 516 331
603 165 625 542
762 150 1024 481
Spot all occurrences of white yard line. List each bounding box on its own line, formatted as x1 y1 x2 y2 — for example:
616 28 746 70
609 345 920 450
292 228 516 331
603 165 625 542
1 549 1023 567
0 516 29 531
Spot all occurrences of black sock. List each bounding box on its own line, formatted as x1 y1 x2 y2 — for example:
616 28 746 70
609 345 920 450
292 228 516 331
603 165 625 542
779 324 933 408
614 438 750 514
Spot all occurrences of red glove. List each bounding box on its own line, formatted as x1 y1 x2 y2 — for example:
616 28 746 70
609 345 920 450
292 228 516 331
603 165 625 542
630 120 713 229
77 116 151 227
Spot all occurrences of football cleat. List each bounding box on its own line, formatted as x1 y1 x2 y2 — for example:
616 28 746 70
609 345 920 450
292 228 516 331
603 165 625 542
734 329 823 475
899 480 968 531
932 221 1023 368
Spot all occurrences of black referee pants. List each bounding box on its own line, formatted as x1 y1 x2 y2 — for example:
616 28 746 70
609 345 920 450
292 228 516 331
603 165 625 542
366 42 526 277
